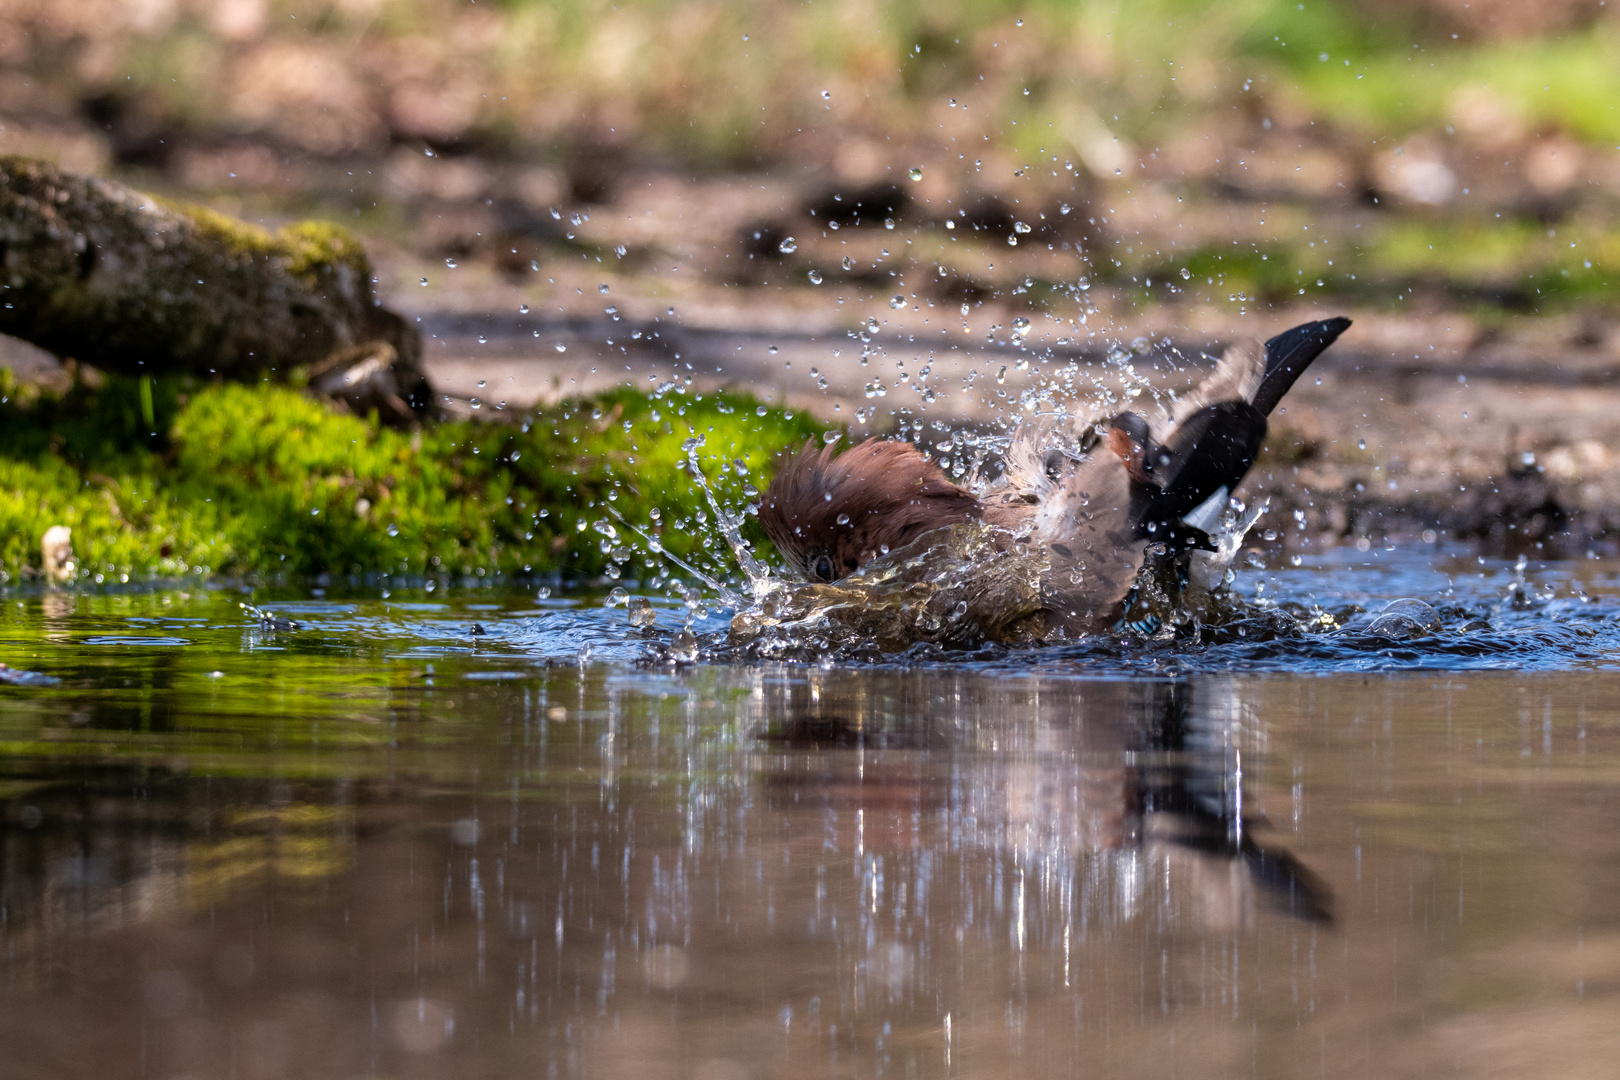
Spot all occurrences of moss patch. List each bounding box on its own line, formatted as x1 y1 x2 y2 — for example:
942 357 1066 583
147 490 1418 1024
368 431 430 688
0 375 825 585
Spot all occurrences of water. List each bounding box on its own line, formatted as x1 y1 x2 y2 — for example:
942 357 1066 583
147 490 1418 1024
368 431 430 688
2 555 1619 1078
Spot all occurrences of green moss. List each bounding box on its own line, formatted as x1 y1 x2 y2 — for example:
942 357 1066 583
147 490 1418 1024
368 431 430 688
0 376 826 586
161 198 278 258
148 194 369 286
276 220 372 283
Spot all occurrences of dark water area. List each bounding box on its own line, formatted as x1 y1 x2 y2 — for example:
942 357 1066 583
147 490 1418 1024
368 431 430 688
2 553 1619 1079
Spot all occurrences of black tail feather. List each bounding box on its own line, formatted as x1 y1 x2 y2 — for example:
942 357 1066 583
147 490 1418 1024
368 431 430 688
1251 316 1351 417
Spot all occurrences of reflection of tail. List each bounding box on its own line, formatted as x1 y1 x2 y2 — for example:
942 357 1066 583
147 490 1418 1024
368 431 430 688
1148 815 1336 925
1241 837 1336 924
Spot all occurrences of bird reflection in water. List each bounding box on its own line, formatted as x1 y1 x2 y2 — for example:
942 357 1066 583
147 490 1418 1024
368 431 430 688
756 673 1332 931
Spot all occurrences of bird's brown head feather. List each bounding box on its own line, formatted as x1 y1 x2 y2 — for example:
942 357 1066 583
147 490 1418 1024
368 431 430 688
759 438 984 581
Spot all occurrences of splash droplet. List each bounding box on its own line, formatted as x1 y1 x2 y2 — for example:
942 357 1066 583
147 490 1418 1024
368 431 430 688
907 167 923 181
627 596 656 628
778 236 798 254
445 258 457 269
808 269 823 284
889 294 906 309
1011 317 1031 336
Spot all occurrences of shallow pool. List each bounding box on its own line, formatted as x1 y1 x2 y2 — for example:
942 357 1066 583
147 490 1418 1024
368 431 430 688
1 552 1617 1078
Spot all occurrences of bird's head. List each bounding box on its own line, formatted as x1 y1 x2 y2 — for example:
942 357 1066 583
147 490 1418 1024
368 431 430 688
758 438 984 582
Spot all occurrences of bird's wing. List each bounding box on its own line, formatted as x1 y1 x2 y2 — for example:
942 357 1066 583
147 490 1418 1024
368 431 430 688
1169 338 1266 428
983 410 1094 503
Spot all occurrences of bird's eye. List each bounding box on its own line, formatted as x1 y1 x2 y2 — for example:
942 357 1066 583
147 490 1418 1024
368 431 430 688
809 553 836 581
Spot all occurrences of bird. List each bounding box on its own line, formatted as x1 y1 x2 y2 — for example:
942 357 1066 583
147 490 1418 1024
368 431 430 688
758 317 1350 639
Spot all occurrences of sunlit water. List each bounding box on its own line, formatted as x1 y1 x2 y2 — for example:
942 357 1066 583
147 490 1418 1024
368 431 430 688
2 552 1619 1078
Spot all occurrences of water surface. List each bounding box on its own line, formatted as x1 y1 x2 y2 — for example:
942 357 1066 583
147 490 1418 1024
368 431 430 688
1 554 1618 1078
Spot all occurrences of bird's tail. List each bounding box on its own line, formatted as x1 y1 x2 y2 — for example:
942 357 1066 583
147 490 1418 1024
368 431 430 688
1251 316 1352 416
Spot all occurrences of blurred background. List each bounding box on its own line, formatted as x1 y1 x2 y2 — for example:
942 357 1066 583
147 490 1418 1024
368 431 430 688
5 0 1620 417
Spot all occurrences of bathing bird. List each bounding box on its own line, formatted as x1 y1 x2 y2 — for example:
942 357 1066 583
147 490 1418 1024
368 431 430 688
758 317 1350 636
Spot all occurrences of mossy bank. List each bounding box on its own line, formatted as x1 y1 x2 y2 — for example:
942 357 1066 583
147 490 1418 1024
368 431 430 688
0 374 824 587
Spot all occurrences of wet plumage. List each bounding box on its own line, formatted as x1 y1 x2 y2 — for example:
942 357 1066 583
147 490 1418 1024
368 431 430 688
757 317 1351 638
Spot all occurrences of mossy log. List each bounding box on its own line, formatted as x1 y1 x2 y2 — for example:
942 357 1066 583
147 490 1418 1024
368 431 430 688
0 156 426 419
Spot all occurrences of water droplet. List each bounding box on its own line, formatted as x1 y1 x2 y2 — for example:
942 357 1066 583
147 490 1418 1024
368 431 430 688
768 345 779 355
1013 221 1031 235
821 90 832 100
778 236 798 254
1358 439 1367 450
1076 276 1091 291
889 294 906 309
627 596 656 628
419 277 429 286
808 269 823 284
866 318 881 334
386 523 399 537
1011 317 1031 336
476 380 487 389
605 587 628 607
908 166 923 181
1180 268 1192 280
555 343 566 352
614 244 627 258
960 303 970 316
519 303 530 314
598 283 610 294
835 512 850 525
670 630 699 663
477 335 487 345
445 258 458 269
605 305 618 316
842 256 854 270
883 218 896 230
530 259 540 271
1059 203 1072 214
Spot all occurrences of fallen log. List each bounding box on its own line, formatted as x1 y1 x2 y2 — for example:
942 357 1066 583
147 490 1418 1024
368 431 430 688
0 155 427 420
